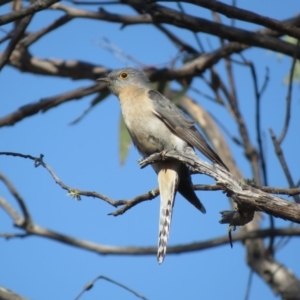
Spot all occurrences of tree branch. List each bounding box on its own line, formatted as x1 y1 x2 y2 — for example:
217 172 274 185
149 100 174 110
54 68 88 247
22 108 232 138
0 173 32 224
2 209 300 256
0 152 122 207
0 14 33 71
74 275 148 300
174 0 300 39
51 3 152 25
147 3 300 59
278 40 299 144
0 285 28 300
21 14 73 47
139 150 300 224
269 130 300 204
0 83 107 127
0 0 59 25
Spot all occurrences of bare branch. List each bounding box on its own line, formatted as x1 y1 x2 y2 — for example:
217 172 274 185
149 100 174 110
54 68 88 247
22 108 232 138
69 0 120 4
74 275 148 300
0 14 32 71
208 68 261 183
139 150 300 224
147 4 300 59
0 232 29 239
3 219 300 255
277 40 299 144
0 83 106 128
195 184 300 196
244 271 253 300
51 3 152 25
177 93 241 178
0 152 120 207
177 0 300 39
0 0 59 25
21 14 73 47
269 130 300 204
25 225 300 255
8 49 109 80
2 8 300 86
238 57 270 185
0 0 13 6
109 188 159 216
0 196 24 226
0 173 32 223
0 285 28 300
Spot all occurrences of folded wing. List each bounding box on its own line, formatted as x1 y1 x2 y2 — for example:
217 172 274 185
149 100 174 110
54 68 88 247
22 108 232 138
148 89 228 171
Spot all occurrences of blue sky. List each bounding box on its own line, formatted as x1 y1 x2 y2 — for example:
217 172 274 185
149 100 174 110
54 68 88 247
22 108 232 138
1 1 300 299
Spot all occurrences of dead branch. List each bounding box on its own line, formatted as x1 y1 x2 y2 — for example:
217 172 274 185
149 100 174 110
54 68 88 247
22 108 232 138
0 14 32 71
175 0 300 39
74 275 148 300
0 152 120 207
0 0 59 25
1 192 300 255
0 285 28 300
269 130 300 204
51 3 152 25
139 150 300 224
147 3 300 59
0 83 107 127
0 173 32 224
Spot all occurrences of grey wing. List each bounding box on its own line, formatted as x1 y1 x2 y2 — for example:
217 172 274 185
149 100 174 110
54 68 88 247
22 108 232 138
148 89 228 171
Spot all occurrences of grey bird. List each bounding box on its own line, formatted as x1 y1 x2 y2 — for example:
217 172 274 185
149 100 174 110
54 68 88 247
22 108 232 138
98 68 228 264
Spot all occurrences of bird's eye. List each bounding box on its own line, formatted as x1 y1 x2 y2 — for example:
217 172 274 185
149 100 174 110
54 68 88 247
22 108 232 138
119 72 128 79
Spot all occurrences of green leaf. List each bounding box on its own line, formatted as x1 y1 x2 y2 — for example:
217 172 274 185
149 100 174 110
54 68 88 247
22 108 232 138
283 35 298 45
119 113 132 165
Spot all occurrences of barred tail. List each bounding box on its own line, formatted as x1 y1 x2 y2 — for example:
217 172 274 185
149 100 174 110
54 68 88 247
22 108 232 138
157 167 179 264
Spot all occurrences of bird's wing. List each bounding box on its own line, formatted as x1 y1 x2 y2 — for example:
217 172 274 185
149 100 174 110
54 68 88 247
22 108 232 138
148 89 228 170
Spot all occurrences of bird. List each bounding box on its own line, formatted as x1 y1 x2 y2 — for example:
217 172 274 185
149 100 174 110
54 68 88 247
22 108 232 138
98 68 228 264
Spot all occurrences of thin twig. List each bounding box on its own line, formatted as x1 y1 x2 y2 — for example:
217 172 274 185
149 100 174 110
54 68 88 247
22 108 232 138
0 83 106 128
219 64 261 182
244 271 253 300
177 2 204 53
238 55 274 250
74 275 148 300
0 232 29 239
0 196 24 225
277 40 299 144
109 188 159 216
0 152 119 206
96 37 145 67
0 173 32 224
129 1 199 54
269 130 300 204
21 14 73 47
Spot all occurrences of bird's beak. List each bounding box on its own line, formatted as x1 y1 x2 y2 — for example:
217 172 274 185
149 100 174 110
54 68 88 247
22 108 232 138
97 77 110 83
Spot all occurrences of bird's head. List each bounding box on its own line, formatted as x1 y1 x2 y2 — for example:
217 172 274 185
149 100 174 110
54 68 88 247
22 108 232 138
97 68 150 96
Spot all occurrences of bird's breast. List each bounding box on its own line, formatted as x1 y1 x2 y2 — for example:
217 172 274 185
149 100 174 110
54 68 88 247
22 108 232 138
118 87 187 156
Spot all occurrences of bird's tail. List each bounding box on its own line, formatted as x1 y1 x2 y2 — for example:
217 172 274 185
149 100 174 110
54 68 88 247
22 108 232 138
178 164 206 214
157 166 179 264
